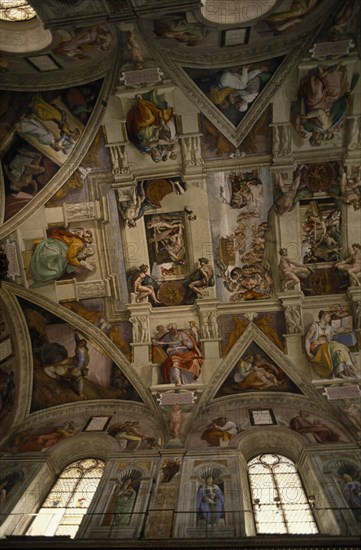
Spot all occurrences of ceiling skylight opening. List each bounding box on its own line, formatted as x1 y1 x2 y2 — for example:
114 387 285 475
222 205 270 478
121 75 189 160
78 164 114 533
0 0 36 22
201 0 278 25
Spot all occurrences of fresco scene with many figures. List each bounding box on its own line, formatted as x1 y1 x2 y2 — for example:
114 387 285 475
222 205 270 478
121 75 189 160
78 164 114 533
0 0 360 543
209 168 274 302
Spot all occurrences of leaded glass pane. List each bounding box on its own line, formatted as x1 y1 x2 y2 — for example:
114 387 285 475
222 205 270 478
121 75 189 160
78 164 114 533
26 458 104 539
59 467 83 479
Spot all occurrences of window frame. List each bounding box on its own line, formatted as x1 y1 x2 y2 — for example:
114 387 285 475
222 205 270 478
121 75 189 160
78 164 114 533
247 453 319 535
25 458 105 539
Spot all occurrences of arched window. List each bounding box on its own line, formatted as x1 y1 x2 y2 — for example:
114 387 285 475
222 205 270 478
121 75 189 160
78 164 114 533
26 458 104 539
248 453 318 535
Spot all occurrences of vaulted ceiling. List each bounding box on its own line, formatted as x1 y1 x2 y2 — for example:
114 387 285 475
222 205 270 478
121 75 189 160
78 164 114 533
0 0 360 461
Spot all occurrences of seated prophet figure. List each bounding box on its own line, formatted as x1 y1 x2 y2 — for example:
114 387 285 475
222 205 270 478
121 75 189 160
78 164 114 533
304 310 357 379
30 227 94 285
152 323 203 386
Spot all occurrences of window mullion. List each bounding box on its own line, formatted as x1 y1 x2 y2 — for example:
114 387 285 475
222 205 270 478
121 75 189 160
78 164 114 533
272 468 289 534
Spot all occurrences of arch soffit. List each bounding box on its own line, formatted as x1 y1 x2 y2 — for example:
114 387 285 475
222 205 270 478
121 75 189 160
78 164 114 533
46 431 117 472
0 284 33 428
234 425 308 464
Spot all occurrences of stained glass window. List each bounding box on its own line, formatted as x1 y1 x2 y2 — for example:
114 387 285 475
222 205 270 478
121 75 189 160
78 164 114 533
0 1 36 21
248 453 318 535
26 458 104 539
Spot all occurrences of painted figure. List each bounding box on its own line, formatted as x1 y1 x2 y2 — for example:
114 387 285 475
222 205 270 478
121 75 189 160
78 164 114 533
126 91 177 163
305 310 357 378
233 353 284 390
209 66 271 115
293 64 352 146
118 182 146 228
130 264 161 304
274 167 303 215
4 148 44 194
30 94 80 140
153 16 206 46
186 258 215 299
146 214 185 264
330 165 361 210
201 417 238 447
109 420 146 449
113 478 138 525
17 115 76 154
53 26 112 59
285 305 303 334
341 473 361 522
169 403 182 439
302 201 342 263
152 323 203 386
43 330 90 399
17 421 77 452
290 410 340 443
266 0 319 33
196 477 225 525
278 248 311 291
30 227 95 285
336 243 361 286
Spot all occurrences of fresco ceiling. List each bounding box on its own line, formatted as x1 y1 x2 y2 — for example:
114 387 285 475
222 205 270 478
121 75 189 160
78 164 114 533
0 0 360 460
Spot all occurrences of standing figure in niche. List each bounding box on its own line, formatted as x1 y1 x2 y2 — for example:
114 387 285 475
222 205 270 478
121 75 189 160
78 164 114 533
152 323 203 386
196 476 225 526
304 310 357 379
335 243 361 286
113 478 138 525
341 473 361 522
